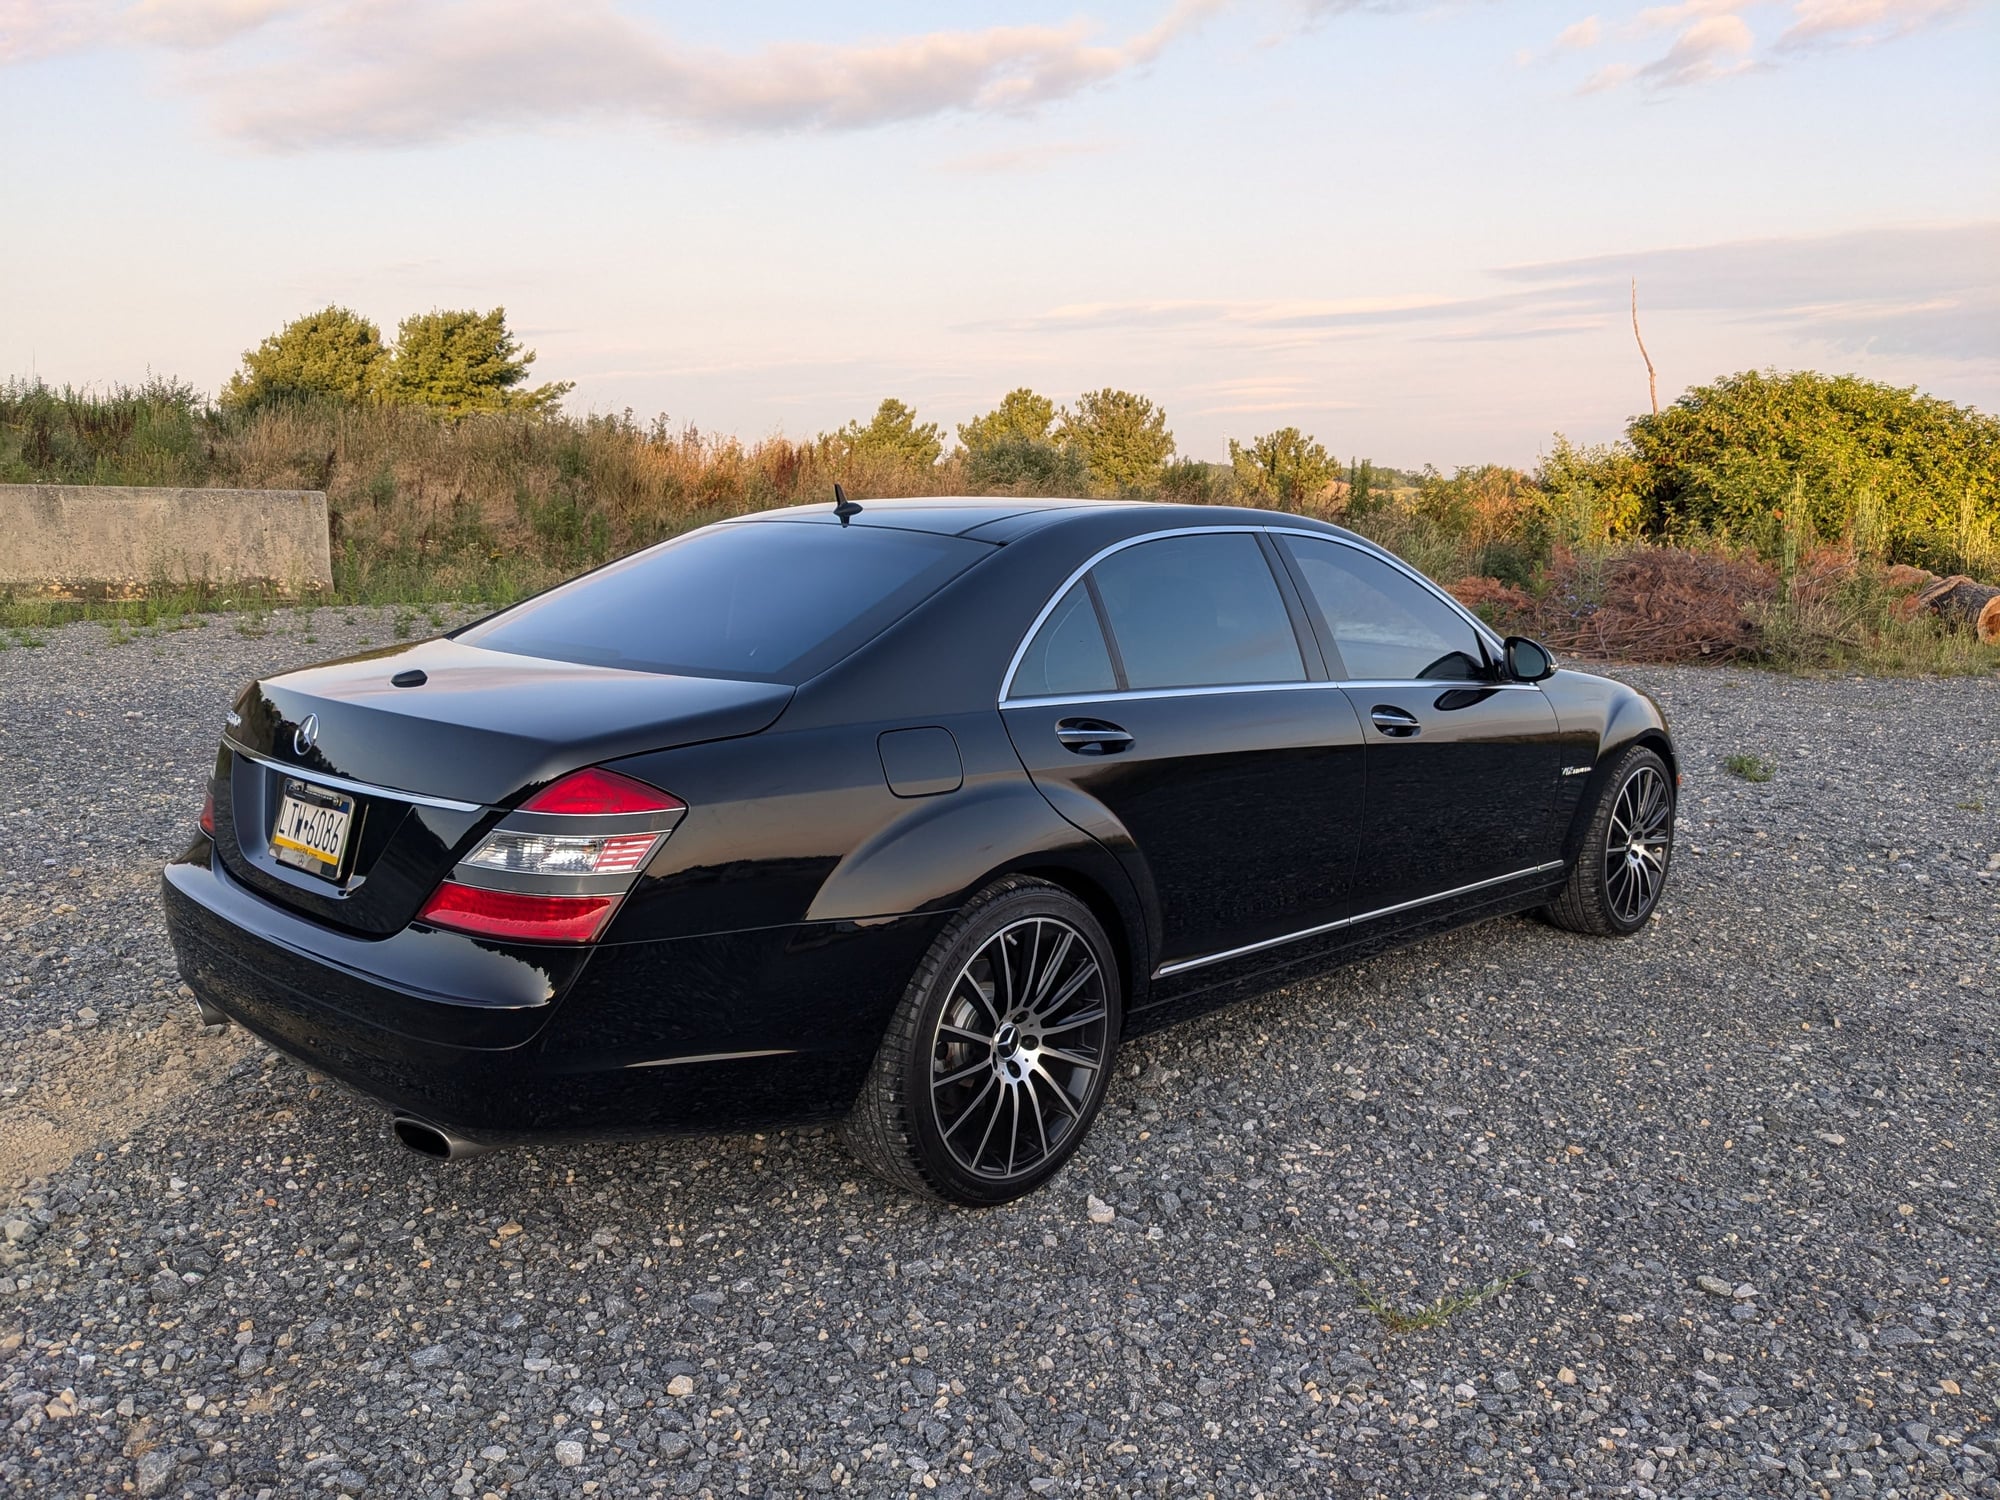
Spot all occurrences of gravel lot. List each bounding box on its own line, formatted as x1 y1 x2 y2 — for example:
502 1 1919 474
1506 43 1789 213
1 608 1995 1499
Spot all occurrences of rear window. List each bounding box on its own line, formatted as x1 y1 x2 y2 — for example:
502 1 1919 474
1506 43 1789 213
459 522 991 681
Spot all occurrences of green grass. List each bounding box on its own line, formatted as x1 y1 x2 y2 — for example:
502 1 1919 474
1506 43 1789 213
1724 753 1776 783
1306 1236 1528 1336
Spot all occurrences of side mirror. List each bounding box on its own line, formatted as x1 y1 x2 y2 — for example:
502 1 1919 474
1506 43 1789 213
1503 636 1555 683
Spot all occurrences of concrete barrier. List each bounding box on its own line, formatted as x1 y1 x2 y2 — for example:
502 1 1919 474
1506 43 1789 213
0 485 333 595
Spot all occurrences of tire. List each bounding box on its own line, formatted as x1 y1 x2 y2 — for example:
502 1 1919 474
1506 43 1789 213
1544 745 1675 936
843 877 1122 1206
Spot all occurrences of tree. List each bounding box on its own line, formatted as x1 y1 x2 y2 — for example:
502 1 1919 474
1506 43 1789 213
833 398 944 467
1228 427 1337 508
377 307 572 416
958 388 1057 453
1058 388 1174 492
221 305 388 411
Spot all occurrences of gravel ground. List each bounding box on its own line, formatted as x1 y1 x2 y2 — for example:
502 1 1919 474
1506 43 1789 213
0 608 1995 1500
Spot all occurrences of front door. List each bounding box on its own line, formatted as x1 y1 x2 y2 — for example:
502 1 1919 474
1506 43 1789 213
1001 532 1368 967
1275 534 1563 913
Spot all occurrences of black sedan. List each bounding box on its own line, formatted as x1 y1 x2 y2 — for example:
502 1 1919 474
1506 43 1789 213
162 498 1676 1205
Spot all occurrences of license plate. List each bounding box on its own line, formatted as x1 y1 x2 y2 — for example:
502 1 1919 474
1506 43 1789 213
271 780 354 879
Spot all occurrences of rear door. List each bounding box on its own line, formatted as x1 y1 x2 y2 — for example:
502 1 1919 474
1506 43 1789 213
1001 530 1367 968
1275 534 1563 914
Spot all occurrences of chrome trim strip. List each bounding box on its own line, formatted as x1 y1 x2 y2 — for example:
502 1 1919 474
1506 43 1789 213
996 523 1508 705
1001 679 1546 710
1003 680 1338 709
1153 860 1565 979
624 1048 799 1070
224 739 486 813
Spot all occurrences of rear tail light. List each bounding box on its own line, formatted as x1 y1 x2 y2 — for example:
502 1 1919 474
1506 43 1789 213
417 883 618 944
199 786 216 837
522 767 684 816
461 830 662 877
417 766 685 945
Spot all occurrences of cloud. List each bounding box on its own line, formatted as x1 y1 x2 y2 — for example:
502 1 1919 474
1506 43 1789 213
1555 0 1965 91
1495 222 2000 360
128 0 297 48
1556 15 1606 47
1775 0 1967 49
1 0 1227 149
1634 12 1758 84
982 223 1999 363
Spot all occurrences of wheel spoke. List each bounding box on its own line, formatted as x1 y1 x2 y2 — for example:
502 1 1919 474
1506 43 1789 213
992 935 1016 1018
939 1022 990 1046
1031 964 1095 1022
1025 1073 1053 1161
1039 1045 1098 1069
1028 929 1075 1008
970 1083 1007 1168
932 1058 989 1092
955 970 1000 1030
941 1074 997 1139
1034 1067 1082 1119
1042 1005 1107 1034
1017 924 1041 1010
1003 1087 1021 1176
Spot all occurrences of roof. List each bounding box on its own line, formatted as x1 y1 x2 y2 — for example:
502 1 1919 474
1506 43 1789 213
725 495 1364 547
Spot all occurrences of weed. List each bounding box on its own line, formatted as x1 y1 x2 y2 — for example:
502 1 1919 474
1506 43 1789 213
1724 753 1775 783
393 610 417 640
1305 1237 1527 1335
1957 799 1986 813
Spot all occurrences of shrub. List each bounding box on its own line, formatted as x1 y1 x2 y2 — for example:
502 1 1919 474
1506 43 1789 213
966 436 1088 494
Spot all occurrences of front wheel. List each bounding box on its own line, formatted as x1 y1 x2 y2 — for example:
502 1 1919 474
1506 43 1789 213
843 877 1121 1206
1544 745 1675 936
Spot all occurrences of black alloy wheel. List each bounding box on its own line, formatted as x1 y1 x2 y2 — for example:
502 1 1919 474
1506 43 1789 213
1604 760 1672 925
1545 744 1676 937
844 878 1121 1205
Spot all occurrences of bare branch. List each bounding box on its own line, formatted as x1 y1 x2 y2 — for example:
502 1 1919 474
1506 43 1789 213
1631 278 1658 416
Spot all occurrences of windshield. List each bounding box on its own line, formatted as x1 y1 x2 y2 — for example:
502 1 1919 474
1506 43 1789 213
460 521 992 682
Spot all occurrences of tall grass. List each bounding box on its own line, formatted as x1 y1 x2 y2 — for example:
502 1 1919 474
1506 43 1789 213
2 379 1994 675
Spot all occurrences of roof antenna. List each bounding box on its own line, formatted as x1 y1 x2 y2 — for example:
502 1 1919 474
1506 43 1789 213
833 483 862 526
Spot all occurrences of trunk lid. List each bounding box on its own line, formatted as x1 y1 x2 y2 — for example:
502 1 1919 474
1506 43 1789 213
213 637 792 934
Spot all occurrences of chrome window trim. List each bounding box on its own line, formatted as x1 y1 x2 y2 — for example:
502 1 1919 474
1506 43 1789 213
1267 526 1507 661
996 523 1509 706
1000 679 1546 711
1154 860 1565 979
224 739 486 813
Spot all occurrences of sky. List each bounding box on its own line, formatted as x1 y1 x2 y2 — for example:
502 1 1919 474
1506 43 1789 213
1 0 1994 469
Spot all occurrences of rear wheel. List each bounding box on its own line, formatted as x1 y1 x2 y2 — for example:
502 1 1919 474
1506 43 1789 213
843 877 1120 1206
1545 745 1674 936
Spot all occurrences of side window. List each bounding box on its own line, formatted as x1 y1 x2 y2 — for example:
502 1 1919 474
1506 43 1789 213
1283 537 1487 682
1090 534 1305 691
1010 582 1117 698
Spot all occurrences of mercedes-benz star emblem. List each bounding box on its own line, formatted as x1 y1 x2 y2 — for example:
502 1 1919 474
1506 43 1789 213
293 713 319 756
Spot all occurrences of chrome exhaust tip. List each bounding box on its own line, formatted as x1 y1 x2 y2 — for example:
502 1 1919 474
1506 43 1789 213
391 1115 495 1162
190 991 232 1029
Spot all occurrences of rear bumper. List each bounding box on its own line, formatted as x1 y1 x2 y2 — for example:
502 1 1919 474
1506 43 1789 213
162 842 940 1142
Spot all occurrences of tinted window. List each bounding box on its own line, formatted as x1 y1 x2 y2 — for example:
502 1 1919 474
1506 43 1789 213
1011 582 1117 698
460 522 988 681
1284 537 1486 682
1091 534 1304 691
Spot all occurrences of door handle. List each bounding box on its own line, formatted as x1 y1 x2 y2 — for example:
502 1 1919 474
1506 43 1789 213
1055 718 1134 755
1370 706 1421 738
